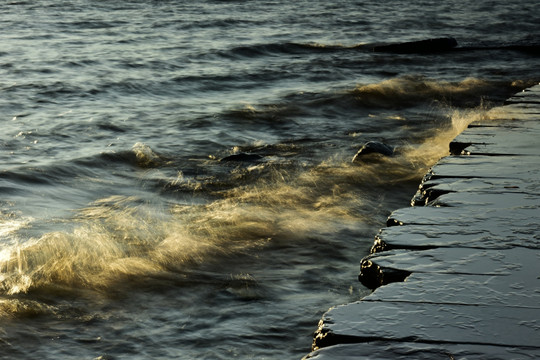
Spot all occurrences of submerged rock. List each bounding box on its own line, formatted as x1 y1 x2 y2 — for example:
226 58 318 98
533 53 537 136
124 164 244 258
219 153 264 162
352 141 394 163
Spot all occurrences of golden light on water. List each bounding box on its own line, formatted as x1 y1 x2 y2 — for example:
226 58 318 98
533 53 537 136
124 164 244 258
0 99 493 299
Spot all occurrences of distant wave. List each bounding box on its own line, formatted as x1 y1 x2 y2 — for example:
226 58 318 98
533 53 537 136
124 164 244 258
0 144 168 196
217 38 540 60
216 41 360 59
349 76 529 108
455 43 540 55
217 76 532 125
222 38 457 59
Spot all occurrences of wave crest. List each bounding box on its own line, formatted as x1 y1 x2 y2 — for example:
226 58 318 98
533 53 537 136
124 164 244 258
351 76 525 108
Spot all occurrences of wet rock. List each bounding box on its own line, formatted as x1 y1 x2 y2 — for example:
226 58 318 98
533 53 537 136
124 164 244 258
305 341 540 360
449 123 540 156
428 154 540 181
374 220 540 251
312 301 540 351
449 140 473 155
412 176 532 206
365 271 540 308
370 230 438 253
362 247 539 279
411 187 454 206
358 258 411 290
352 141 394 163
387 199 540 227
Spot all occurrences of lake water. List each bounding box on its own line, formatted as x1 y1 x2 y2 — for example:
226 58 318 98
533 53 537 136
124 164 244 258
1 1 539 359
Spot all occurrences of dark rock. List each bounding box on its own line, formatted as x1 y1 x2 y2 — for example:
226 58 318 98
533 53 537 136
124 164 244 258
411 187 455 206
386 218 404 227
370 235 390 253
449 140 473 155
312 330 363 353
357 259 384 290
358 258 411 290
305 341 540 360
219 153 263 162
352 141 394 163
312 301 540 353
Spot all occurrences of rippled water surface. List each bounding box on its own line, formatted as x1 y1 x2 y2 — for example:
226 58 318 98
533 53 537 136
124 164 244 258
1 0 539 359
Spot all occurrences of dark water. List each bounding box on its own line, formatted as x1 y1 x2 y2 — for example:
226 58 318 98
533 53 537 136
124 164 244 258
1 0 539 359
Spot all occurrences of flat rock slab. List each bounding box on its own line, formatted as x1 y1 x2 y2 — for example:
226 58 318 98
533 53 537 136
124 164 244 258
363 272 540 309
387 203 540 227
414 176 539 204
306 84 540 359
496 102 540 114
305 341 540 360
314 301 540 349
505 86 540 104
450 123 540 156
363 247 539 278
428 154 540 180
375 222 540 250
429 190 540 207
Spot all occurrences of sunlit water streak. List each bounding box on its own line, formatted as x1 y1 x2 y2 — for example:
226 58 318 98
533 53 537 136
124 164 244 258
1 0 539 358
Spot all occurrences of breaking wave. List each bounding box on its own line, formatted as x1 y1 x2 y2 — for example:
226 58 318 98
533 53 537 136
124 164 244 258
0 102 497 306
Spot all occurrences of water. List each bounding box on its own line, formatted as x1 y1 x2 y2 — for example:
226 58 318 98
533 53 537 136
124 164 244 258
1 0 539 358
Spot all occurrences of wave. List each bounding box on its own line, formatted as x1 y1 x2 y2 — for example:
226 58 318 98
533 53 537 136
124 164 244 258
457 44 540 55
0 76 533 319
3 77 532 186
7 48 535 113
221 38 456 59
0 143 170 222
369 37 540 55
0 182 355 299
215 37 540 60
349 76 527 108
0 101 499 306
222 42 354 59
217 76 533 128
171 67 301 92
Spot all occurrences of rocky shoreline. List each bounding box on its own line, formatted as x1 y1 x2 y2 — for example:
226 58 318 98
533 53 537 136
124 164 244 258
304 84 540 359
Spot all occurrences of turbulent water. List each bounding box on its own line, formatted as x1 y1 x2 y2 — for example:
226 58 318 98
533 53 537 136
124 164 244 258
1 0 539 359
